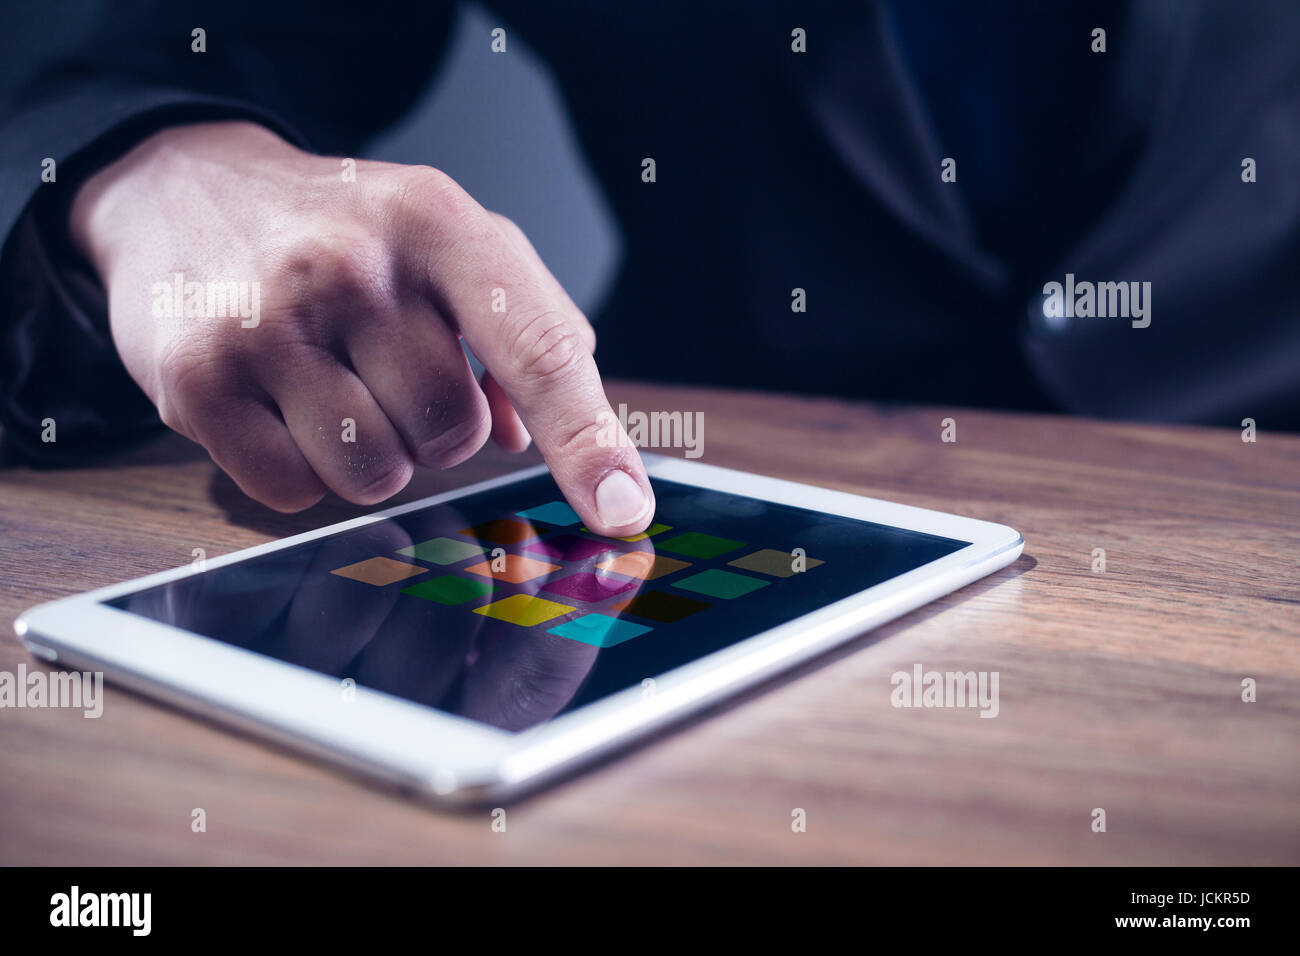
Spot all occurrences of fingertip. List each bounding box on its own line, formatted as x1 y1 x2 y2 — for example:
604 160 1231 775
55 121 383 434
590 467 655 536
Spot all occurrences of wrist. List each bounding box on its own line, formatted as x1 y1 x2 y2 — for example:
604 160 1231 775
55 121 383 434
68 120 290 277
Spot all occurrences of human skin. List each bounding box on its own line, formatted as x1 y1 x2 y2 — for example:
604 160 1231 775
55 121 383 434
69 120 653 536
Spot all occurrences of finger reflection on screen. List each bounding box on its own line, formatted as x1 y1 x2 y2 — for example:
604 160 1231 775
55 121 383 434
450 532 653 730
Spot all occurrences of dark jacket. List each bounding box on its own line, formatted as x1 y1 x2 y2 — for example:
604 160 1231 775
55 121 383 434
1 0 1296 464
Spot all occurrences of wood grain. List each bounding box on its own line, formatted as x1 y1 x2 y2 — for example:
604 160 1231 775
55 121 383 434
1 381 1297 865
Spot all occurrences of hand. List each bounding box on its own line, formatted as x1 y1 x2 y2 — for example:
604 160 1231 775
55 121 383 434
69 121 654 536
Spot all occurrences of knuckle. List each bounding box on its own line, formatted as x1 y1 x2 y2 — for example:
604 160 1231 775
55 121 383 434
550 415 606 457
154 338 227 430
389 163 456 198
155 338 205 399
489 211 527 243
245 316 338 378
154 334 269 444
507 306 588 382
388 165 478 230
274 230 391 305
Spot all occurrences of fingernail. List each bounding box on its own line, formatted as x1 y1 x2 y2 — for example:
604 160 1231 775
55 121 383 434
595 469 650 528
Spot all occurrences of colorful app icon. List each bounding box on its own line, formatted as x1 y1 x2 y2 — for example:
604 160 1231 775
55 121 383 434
672 568 768 600
595 552 691 581
524 534 615 561
656 531 744 559
542 572 638 603
464 554 560 584
610 590 710 623
401 575 493 605
474 594 576 627
728 548 823 578
582 522 672 543
548 613 653 648
515 501 582 526
396 537 485 565
330 557 428 586
459 518 542 545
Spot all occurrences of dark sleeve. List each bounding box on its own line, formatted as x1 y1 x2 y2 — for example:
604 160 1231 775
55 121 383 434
1020 1 1300 430
0 0 456 464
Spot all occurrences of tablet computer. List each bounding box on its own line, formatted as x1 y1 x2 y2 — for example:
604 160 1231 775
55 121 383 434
16 455 1022 805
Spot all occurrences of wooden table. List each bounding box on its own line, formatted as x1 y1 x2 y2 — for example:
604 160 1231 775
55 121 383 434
1 381 1296 865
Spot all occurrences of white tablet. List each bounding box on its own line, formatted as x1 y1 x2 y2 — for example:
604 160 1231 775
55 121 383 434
16 455 1022 805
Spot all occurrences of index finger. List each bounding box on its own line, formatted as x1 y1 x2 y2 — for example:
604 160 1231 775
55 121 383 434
393 169 654 537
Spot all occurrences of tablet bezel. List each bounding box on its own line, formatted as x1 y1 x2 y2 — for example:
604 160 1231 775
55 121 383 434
15 454 1023 803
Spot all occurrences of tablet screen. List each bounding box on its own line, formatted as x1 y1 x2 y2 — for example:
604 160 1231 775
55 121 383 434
106 476 968 732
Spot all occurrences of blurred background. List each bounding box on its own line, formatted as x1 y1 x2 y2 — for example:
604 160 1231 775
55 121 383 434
369 3 619 319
